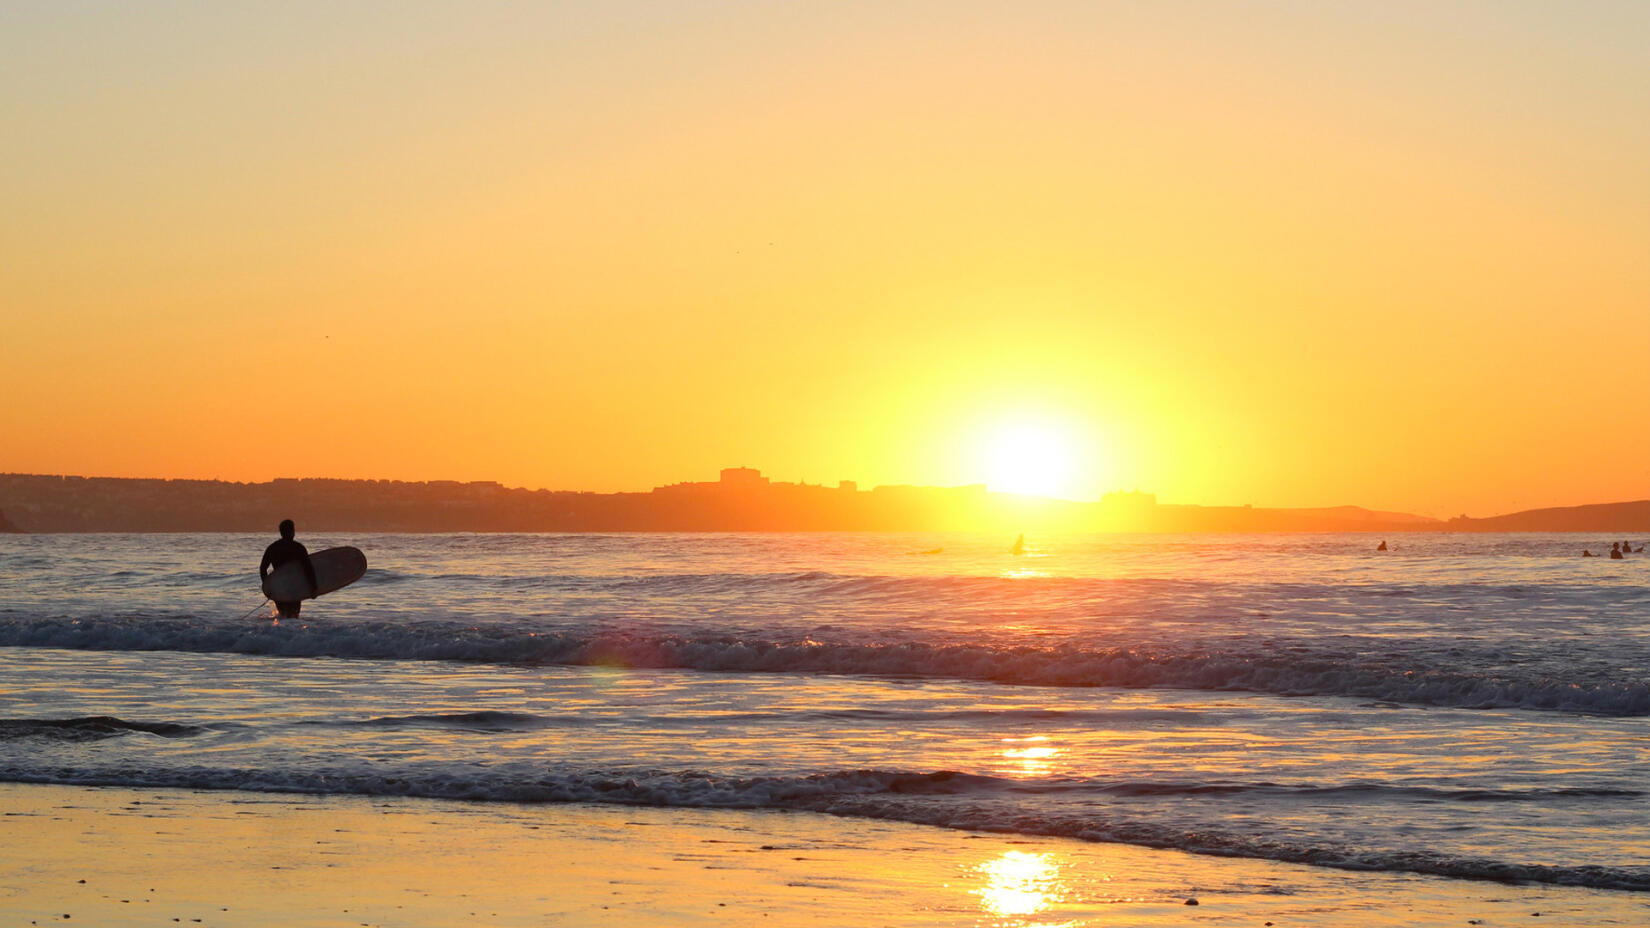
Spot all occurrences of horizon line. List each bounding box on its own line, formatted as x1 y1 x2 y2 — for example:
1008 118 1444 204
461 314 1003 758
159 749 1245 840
3 469 1647 523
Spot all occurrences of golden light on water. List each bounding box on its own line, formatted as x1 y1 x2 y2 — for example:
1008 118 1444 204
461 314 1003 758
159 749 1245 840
1001 736 1062 777
973 849 1067 920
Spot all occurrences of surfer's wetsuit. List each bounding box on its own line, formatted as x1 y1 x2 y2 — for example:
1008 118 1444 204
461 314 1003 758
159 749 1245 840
260 537 317 618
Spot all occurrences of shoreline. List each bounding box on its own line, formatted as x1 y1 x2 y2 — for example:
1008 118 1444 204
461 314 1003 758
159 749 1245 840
4 783 1644 927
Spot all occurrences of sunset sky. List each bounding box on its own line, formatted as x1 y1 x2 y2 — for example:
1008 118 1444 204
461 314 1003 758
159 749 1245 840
4 1 1646 516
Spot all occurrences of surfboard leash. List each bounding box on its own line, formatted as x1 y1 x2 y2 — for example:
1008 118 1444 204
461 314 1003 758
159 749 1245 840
235 597 273 622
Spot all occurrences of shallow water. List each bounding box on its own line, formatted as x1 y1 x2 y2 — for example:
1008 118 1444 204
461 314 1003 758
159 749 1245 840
1 532 1646 891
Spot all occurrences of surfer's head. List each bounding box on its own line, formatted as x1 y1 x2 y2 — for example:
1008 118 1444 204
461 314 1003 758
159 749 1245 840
278 519 295 540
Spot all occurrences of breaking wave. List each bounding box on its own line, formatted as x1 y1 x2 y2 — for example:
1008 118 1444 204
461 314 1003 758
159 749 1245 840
2 615 1646 716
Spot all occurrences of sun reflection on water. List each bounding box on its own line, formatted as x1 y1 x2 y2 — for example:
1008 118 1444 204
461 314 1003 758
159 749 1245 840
1001 735 1061 776
973 849 1072 924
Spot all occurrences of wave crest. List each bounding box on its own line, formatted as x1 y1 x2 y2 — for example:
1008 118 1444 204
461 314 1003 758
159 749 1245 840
0 716 205 742
3 617 1647 716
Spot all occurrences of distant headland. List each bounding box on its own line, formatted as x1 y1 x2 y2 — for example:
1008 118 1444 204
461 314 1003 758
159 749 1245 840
0 469 1645 534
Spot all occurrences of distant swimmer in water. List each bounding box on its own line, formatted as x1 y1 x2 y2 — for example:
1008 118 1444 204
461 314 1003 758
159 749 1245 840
1376 540 1388 551
1582 550 1596 557
1609 542 1624 559
1011 534 1026 556
260 519 317 618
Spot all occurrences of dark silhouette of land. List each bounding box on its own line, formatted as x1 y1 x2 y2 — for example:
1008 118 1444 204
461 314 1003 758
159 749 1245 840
1444 501 1650 533
0 468 1644 534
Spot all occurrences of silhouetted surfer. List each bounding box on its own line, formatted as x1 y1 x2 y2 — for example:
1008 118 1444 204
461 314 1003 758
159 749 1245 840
260 519 317 618
1011 533 1026 556
1376 540 1388 551
1610 542 1624 560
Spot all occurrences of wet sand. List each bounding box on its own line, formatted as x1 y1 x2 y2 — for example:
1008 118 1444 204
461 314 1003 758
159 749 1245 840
3 783 1644 926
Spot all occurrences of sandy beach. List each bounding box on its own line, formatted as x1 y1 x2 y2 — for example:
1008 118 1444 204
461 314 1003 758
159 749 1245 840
3 782 1643 927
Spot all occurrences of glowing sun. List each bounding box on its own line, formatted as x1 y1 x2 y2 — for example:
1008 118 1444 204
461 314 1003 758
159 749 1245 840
983 420 1080 498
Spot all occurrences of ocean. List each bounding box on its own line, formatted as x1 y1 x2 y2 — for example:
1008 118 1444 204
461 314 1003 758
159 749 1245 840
2 532 1647 896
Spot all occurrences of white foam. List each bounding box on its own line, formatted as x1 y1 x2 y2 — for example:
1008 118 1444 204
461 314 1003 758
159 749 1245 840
2 616 1645 715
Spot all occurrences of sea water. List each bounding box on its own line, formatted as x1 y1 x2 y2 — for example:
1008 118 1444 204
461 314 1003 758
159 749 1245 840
1 532 1646 892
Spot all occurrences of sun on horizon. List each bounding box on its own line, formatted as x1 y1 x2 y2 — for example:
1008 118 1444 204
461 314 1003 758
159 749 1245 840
979 417 1090 499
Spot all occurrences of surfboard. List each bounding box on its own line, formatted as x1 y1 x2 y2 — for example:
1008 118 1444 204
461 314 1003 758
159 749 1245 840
262 546 368 602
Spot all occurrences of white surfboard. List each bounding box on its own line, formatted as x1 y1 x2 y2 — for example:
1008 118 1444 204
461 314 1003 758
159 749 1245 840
262 546 368 602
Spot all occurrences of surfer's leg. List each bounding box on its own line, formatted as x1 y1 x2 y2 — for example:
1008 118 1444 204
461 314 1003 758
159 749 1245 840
275 600 300 618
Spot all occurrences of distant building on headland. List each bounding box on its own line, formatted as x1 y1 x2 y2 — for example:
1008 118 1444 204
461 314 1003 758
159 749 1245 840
1100 490 1157 529
1101 490 1156 508
719 466 769 489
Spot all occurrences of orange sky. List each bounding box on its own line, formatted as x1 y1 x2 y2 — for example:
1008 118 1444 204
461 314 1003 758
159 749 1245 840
3 2 1646 517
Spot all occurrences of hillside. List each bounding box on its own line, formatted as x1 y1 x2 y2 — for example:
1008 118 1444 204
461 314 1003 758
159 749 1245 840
1446 501 1650 533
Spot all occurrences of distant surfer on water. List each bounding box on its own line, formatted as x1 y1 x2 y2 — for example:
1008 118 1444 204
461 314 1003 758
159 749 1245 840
260 519 317 618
